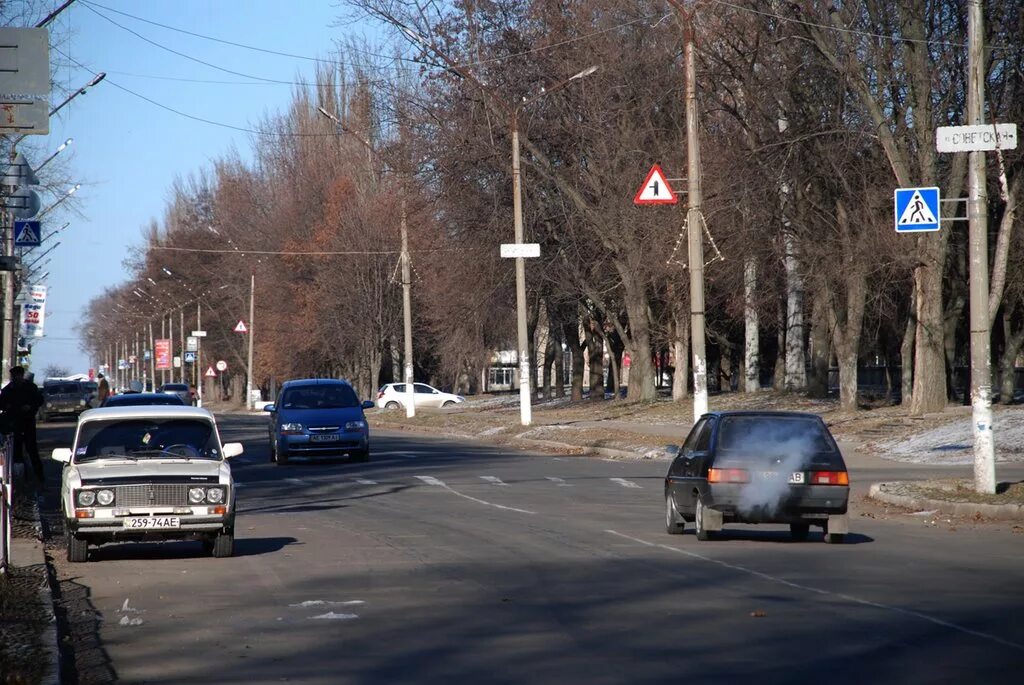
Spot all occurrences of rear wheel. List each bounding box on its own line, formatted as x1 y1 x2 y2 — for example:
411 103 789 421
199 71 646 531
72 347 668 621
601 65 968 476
211 529 234 558
665 495 684 535
66 530 88 563
789 523 810 542
385 401 400 410
694 495 713 541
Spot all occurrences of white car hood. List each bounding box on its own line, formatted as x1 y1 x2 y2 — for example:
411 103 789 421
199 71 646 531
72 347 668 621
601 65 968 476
74 459 224 481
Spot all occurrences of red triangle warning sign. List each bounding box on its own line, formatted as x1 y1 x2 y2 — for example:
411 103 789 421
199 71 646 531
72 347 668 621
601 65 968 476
633 164 678 205
205 366 218 378
233 320 248 333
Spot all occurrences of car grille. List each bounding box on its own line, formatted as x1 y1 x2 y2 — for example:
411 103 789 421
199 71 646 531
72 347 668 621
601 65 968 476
308 426 340 432
114 484 190 507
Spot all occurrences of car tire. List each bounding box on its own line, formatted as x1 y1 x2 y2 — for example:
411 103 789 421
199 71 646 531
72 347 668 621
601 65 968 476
789 523 810 542
694 495 713 541
276 450 289 465
270 438 277 463
825 533 846 545
67 530 88 563
211 529 234 558
665 495 685 535
385 401 400 410
442 401 455 408
352 449 370 463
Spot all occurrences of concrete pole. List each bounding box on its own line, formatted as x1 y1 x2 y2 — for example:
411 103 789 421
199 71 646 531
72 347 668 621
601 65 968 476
967 0 995 494
246 273 255 409
684 20 708 422
180 308 184 383
401 200 415 418
196 302 203 407
149 321 155 391
160 317 166 386
512 118 532 426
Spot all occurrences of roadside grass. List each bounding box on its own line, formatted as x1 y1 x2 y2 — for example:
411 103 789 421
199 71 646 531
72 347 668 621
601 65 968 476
912 479 1024 506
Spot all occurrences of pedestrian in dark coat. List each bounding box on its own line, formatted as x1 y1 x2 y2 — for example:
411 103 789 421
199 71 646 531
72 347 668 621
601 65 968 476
0 366 45 483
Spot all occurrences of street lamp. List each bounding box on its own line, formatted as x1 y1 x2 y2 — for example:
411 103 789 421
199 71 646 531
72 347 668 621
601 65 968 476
33 138 73 174
35 183 80 220
49 73 106 118
403 25 597 425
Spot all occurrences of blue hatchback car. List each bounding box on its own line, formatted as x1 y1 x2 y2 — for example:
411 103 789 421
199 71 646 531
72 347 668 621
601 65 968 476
265 379 375 465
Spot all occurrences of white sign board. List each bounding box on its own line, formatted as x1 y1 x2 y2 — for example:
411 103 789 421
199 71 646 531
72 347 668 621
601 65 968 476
500 243 541 258
936 124 1017 152
191 330 207 337
186 336 198 352
215 360 228 372
0 28 50 136
173 356 181 368
19 284 46 338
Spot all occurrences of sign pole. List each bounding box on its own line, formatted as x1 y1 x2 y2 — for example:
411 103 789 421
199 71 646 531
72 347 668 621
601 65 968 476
512 115 532 426
196 302 202 407
401 198 415 418
246 273 255 410
966 0 995 493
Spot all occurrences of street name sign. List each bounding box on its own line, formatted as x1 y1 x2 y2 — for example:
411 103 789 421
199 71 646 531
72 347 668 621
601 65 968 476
500 243 541 258
894 187 941 233
633 164 677 205
13 220 40 247
936 123 1017 153
191 330 207 337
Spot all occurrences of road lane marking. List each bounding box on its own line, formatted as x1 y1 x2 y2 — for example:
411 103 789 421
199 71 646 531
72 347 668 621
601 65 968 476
286 478 311 486
610 478 642 489
546 477 572 487
415 476 535 515
604 530 1024 653
480 476 508 486
355 478 378 485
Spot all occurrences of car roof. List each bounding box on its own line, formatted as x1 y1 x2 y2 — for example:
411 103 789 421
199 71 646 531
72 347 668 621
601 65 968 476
281 378 353 389
703 410 825 420
79 405 215 422
105 392 185 403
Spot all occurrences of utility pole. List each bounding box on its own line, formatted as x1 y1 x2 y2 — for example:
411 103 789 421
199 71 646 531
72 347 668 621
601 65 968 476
401 200 415 418
511 114 532 426
179 308 184 383
682 5 708 421
246 273 255 410
149 321 155 391
967 0 995 494
196 302 202 407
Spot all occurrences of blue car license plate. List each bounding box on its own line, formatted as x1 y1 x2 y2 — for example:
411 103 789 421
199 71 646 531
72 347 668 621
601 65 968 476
310 434 340 443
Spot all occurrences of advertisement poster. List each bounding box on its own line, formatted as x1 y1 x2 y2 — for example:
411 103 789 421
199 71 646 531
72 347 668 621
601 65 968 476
20 285 46 338
155 338 172 370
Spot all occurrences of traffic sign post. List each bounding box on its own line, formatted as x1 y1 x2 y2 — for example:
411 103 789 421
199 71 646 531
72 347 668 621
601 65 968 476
633 164 678 205
233 320 247 334
215 360 228 372
184 351 196 364
13 220 40 247
500 243 540 259
204 366 217 378
894 187 941 232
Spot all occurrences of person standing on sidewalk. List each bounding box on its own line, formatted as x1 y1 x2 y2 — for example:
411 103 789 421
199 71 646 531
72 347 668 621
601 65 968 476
0 366 45 484
95 372 111 407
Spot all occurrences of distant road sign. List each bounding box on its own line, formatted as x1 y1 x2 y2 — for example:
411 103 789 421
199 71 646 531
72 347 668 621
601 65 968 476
184 351 196 364
500 243 541 258
204 366 217 378
936 123 1017 152
633 164 677 205
233 320 248 333
191 330 207 337
215 360 228 372
186 336 198 352
14 220 40 247
894 187 941 233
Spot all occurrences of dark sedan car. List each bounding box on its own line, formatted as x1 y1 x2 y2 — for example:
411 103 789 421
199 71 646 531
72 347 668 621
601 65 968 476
102 392 186 408
664 411 850 543
40 381 92 422
265 379 375 465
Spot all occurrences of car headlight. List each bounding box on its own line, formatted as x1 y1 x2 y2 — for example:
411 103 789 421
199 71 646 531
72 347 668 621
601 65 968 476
95 489 115 506
206 487 224 504
281 422 304 433
79 399 87 406
46 402 53 409
188 487 206 503
345 420 367 431
76 490 96 507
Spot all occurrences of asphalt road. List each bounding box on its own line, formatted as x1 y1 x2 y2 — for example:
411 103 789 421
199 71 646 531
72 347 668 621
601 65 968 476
37 414 1024 685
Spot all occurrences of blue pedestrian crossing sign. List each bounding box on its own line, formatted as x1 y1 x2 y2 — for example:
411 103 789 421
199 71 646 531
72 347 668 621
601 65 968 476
14 220 41 247
184 351 196 364
894 187 941 232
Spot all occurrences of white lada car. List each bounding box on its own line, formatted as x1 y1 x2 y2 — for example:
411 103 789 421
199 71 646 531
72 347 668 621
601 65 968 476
51 405 243 562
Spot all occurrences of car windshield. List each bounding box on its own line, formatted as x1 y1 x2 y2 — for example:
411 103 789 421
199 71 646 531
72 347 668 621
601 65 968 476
45 383 81 395
163 384 189 391
75 418 220 462
103 395 185 407
717 416 835 458
281 384 359 410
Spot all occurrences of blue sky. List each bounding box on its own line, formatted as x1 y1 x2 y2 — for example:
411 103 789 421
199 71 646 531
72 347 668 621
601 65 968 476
28 0 373 375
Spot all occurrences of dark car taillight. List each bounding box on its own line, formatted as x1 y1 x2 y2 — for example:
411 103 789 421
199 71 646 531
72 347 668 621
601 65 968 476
708 468 750 484
809 471 849 485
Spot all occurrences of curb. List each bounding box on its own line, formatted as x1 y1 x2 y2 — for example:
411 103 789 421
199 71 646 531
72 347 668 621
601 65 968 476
25 493 61 685
868 482 1024 521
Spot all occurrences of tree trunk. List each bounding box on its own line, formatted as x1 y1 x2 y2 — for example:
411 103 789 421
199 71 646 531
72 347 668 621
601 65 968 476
900 294 916 405
774 299 786 389
784 230 807 390
527 299 540 398
542 330 556 399
744 256 759 392
1000 306 1024 402
807 287 830 399
910 249 948 415
554 329 566 398
672 293 689 401
619 271 657 401
563 319 585 401
585 316 603 402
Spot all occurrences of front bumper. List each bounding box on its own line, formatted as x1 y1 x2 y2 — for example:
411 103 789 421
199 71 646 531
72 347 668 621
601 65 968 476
68 513 230 536
706 483 849 523
280 431 368 456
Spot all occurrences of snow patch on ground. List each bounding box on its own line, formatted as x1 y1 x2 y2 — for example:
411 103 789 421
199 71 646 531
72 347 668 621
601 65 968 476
310 612 359 620
478 426 507 436
871 407 1024 464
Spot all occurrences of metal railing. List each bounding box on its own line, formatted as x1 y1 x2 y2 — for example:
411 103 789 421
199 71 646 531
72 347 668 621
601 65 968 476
0 434 12 574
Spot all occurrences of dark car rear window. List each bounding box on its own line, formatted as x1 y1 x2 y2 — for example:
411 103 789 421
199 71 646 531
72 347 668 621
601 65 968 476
44 383 82 394
103 394 186 407
162 384 189 391
281 384 359 410
717 416 836 457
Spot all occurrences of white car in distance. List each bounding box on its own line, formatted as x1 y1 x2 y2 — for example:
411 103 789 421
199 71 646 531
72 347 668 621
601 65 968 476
376 383 465 410
52 405 243 562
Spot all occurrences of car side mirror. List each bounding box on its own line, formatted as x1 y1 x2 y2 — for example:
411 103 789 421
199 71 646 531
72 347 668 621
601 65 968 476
361 400 374 410
664 444 680 457
222 442 244 459
51 447 73 463
263 404 276 413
